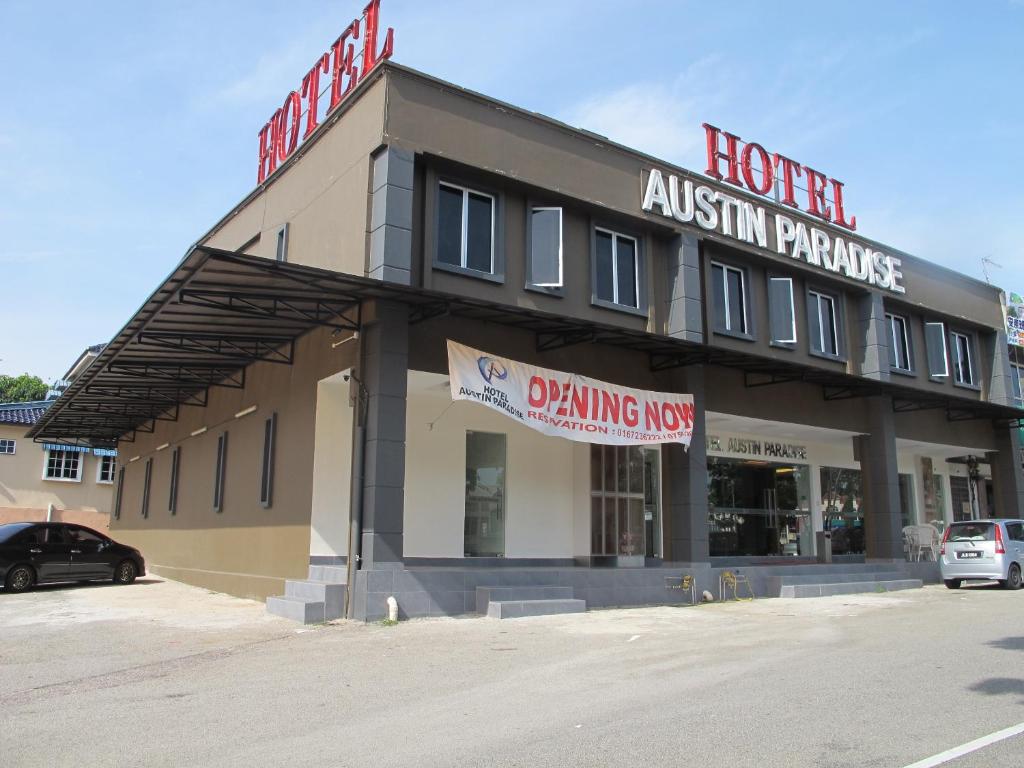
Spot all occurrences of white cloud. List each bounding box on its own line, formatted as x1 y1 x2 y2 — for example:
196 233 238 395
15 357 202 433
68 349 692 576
560 56 733 167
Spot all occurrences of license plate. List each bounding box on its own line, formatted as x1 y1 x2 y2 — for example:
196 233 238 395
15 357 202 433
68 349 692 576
957 551 982 559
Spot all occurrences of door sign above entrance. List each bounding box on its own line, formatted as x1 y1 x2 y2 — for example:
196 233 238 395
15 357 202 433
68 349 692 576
447 341 695 447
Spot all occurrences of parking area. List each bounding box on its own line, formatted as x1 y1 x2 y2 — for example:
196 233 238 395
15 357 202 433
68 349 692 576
2 577 1024 767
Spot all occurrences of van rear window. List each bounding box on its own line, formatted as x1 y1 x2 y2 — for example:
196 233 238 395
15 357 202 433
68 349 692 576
948 522 994 542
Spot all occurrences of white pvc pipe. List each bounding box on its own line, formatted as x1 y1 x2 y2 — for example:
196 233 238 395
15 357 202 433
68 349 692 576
46 503 55 522
386 595 398 622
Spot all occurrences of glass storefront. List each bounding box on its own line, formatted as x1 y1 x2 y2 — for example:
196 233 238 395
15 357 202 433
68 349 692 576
708 458 812 557
820 466 863 555
464 431 506 557
591 445 660 559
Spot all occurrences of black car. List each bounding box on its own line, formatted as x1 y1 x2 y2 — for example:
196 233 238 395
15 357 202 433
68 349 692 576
0 522 146 593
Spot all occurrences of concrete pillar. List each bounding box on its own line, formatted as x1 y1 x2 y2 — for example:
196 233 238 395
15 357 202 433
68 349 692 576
359 300 409 568
857 293 890 382
666 365 709 562
665 232 703 343
368 146 414 285
987 426 1024 518
854 395 903 560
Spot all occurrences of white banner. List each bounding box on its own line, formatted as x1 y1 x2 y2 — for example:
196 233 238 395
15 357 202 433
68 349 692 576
447 340 694 447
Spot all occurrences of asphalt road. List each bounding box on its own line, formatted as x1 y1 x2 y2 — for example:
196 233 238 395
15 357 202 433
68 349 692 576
1 577 1023 767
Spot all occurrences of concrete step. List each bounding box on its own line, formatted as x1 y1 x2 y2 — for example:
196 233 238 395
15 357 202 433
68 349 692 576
308 565 348 583
285 580 346 619
770 571 905 587
266 595 326 624
780 579 923 598
475 585 574 614
487 598 586 619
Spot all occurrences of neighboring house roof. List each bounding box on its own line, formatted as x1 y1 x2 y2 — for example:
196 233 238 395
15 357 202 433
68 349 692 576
0 400 53 426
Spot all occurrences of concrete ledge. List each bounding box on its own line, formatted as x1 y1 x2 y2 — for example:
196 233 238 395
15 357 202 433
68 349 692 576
780 579 923 598
266 595 325 624
487 599 586 619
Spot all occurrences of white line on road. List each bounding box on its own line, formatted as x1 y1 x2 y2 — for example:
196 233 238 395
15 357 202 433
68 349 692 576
627 635 641 643
901 721 1024 768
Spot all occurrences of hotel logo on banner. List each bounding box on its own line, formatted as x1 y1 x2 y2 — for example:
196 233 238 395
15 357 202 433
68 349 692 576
447 340 695 447
1005 291 1024 348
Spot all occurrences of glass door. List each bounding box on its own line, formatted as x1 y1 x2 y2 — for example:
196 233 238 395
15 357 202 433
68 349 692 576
591 445 660 560
464 431 506 557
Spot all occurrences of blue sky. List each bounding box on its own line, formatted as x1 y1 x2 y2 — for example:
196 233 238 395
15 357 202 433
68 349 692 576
1 0 1022 381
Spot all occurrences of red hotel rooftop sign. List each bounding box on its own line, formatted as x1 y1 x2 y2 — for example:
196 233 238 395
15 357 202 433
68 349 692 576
702 123 857 231
256 0 394 184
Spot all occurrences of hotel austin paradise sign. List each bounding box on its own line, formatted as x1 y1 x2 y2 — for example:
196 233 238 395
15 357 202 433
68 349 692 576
642 124 906 294
447 341 695 447
256 0 394 184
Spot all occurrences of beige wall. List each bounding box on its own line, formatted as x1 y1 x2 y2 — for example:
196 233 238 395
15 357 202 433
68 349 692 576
404 371 579 560
0 424 112 527
111 328 358 601
200 76 387 276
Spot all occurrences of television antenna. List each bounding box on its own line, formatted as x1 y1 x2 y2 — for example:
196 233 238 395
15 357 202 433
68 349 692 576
981 256 1003 284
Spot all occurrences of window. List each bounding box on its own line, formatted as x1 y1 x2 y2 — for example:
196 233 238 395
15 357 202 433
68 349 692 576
168 446 180 514
950 331 976 387
97 455 116 484
275 223 289 262
711 262 749 336
260 413 277 508
808 290 841 358
590 445 649 557
1012 362 1023 405
924 321 949 378
141 458 152 519
886 313 912 372
0 439 15 455
44 449 82 481
527 207 562 290
67 526 106 546
768 276 796 345
464 431 505 557
436 181 496 275
214 431 228 512
114 467 125 520
594 228 640 310
1006 522 1024 542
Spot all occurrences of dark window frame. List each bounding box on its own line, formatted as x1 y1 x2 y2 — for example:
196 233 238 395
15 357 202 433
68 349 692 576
141 458 152 519
806 286 846 362
924 320 950 380
767 273 797 348
949 329 979 390
260 413 277 508
590 223 648 317
214 431 228 513
432 177 504 284
168 446 180 515
114 466 125 520
1011 361 1023 406
525 204 564 296
275 223 289 262
885 311 915 376
709 260 754 341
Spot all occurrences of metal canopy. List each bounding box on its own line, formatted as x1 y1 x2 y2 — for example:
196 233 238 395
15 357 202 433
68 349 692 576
29 245 1023 447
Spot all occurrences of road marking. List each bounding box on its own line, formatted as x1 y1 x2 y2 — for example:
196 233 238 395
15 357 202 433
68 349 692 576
627 634 641 643
902 721 1024 768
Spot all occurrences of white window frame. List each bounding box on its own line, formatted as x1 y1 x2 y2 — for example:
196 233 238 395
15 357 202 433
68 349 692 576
275 223 289 262
768 276 796 344
96 455 117 484
711 261 749 334
925 321 949 378
951 331 975 386
528 206 563 288
809 290 839 357
886 312 912 371
596 227 641 309
43 449 83 483
438 181 496 274
1012 362 1023 405
0 438 15 455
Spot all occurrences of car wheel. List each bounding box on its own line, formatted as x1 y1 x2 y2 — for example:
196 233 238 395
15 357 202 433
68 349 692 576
944 579 961 590
113 560 137 585
1004 564 1023 591
5 565 36 593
